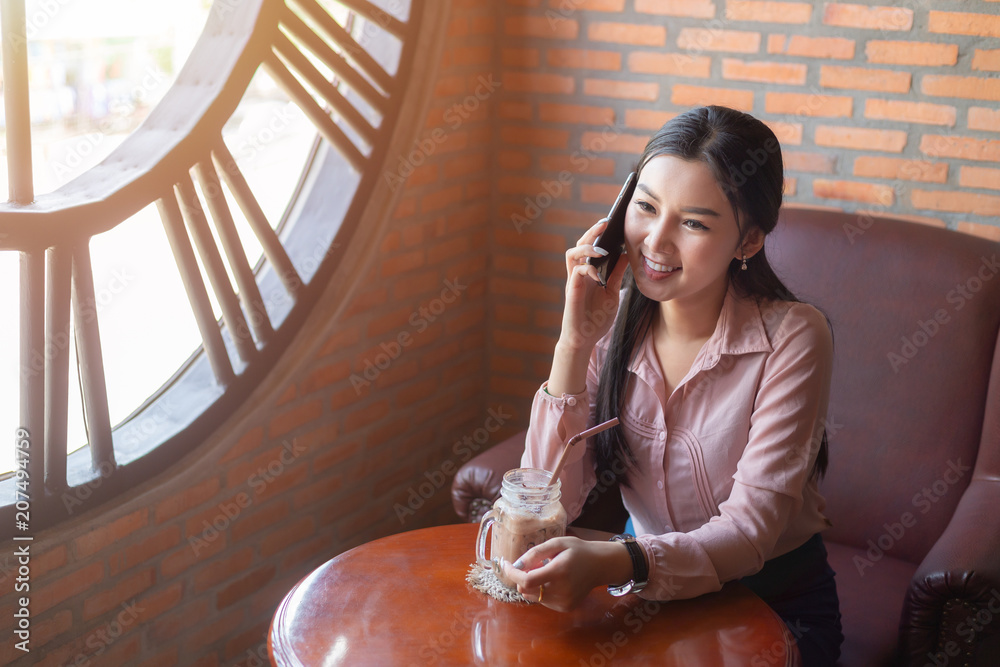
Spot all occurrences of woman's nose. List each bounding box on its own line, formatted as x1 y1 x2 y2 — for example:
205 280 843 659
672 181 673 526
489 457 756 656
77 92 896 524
645 218 676 254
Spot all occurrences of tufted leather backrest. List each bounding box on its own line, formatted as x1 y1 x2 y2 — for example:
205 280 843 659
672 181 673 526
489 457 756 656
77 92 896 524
767 207 1000 564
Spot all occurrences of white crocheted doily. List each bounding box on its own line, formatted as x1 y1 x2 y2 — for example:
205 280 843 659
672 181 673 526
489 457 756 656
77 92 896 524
466 562 531 604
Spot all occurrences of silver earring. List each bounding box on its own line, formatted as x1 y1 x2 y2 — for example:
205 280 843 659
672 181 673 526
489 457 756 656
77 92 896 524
741 255 748 271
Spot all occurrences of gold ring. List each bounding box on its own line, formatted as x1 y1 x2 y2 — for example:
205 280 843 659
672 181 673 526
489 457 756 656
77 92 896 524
538 584 544 604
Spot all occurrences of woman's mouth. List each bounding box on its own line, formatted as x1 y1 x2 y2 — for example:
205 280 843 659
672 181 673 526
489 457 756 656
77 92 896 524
642 254 681 277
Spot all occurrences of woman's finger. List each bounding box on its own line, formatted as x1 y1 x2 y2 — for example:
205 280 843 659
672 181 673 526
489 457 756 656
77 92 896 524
566 244 609 266
502 540 568 587
504 561 553 591
513 547 554 572
568 261 603 287
576 217 610 247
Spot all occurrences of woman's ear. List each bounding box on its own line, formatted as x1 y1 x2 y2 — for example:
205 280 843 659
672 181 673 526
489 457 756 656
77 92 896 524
736 227 766 260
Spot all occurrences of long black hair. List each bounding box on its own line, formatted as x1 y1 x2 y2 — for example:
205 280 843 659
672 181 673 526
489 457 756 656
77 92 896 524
593 105 830 486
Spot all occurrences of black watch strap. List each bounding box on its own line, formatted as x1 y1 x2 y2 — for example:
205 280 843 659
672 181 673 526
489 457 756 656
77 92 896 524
608 533 648 595
621 535 648 584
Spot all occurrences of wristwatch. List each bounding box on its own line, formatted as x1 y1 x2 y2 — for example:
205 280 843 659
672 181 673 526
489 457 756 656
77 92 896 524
607 533 648 596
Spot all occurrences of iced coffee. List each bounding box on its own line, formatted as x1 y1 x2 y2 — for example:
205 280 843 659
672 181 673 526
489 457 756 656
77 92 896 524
475 468 567 589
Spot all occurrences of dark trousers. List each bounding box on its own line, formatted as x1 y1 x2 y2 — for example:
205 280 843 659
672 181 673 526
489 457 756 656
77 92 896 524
740 533 844 667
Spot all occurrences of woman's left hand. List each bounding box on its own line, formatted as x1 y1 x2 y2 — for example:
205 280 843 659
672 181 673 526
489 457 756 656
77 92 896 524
501 536 632 612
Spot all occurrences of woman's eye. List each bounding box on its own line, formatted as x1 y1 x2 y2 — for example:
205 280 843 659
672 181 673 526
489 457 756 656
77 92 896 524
684 219 709 231
636 200 655 213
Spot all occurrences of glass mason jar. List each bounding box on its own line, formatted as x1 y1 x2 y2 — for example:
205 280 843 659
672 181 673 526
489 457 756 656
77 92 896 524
475 468 567 589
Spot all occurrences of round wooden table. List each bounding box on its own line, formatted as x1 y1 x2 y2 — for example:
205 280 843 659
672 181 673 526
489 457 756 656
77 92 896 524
270 523 799 666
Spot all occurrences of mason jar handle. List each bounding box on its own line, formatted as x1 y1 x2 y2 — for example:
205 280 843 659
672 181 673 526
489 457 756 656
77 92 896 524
476 509 497 570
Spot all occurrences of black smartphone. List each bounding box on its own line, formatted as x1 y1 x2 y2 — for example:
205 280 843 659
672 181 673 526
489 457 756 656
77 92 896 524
587 171 637 287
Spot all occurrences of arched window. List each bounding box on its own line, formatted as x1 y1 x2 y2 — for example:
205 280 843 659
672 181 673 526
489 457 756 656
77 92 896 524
0 0 423 536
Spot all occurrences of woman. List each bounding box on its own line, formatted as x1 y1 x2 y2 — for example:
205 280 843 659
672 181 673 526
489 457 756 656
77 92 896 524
502 105 843 665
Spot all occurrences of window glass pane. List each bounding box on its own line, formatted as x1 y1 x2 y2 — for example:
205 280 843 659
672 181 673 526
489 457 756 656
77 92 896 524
316 1 354 29
0 0 212 200
86 204 203 433
221 68 319 245
357 18 403 78
375 0 412 22
66 313 87 455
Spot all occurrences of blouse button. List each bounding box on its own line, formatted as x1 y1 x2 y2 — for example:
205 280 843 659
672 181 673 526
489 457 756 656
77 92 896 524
657 480 664 490
566 397 577 407
658 433 666 442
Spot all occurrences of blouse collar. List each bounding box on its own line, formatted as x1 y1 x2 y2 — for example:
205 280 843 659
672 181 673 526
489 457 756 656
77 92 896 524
626 284 774 401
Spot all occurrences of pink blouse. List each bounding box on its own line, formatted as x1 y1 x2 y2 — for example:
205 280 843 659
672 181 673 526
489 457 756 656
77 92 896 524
521 284 834 601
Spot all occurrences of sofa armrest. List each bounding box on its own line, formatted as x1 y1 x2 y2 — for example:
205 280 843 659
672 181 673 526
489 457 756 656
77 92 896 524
899 478 1000 666
451 430 629 532
451 431 525 523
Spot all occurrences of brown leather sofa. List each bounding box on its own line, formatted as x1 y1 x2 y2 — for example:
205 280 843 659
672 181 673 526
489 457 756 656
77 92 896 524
452 207 1000 666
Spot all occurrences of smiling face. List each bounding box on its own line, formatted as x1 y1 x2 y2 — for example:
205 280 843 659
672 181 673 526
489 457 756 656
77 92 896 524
624 155 752 309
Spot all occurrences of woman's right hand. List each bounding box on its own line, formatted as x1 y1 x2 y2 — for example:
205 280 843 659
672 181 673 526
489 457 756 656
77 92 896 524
558 217 631 354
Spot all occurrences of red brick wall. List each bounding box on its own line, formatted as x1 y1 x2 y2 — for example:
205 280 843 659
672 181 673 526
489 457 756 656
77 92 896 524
487 0 1000 424
3 1 999 665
